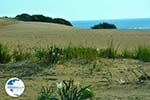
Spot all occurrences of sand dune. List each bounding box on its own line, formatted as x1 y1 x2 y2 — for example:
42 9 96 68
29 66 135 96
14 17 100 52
0 19 150 49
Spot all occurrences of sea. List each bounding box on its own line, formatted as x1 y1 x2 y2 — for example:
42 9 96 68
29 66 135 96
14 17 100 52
71 18 150 29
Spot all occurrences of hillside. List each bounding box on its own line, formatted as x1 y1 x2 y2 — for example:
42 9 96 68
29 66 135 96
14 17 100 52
0 19 150 50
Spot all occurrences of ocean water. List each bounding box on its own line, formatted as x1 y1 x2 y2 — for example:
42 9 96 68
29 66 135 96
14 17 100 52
71 18 150 29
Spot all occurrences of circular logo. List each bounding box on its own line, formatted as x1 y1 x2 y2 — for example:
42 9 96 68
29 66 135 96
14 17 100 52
5 77 25 97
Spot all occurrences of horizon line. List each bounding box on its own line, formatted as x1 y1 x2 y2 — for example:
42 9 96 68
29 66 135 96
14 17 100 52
0 15 150 21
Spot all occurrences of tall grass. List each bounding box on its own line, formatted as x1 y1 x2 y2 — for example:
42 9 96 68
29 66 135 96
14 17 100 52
33 46 63 64
12 45 31 62
134 46 150 62
121 48 134 58
33 48 47 62
1 42 150 64
99 40 119 59
64 46 98 61
0 44 11 64
46 46 63 64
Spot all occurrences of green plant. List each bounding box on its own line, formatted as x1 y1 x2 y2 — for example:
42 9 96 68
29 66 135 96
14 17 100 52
37 80 93 100
46 46 63 64
56 80 93 100
37 86 58 100
12 46 31 62
64 46 98 61
0 43 11 63
135 46 150 62
33 48 47 62
99 40 119 59
91 22 117 29
89 62 97 75
121 48 134 58
64 46 74 60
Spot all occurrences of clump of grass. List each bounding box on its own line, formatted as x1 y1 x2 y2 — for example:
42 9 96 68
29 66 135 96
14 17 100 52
64 46 98 61
121 48 134 58
12 46 31 62
46 46 63 64
37 86 57 100
0 43 11 64
135 46 150 62
99 40 119 59
33 46 63 64
33 48 47 62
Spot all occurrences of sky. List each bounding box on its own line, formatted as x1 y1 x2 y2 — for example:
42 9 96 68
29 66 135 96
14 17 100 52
0 0 150 20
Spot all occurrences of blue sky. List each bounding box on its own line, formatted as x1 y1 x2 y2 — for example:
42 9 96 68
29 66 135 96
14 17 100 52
0 0 150 20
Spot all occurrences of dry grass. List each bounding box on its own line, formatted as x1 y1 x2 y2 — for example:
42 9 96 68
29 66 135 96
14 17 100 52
0 20 150 50
0 18 17 26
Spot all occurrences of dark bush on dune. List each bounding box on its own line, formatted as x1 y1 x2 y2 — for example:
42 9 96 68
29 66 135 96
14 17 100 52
15 13 72 26
53 18 72 26
16 13 32 21
31 15 53 22
91 22 117 29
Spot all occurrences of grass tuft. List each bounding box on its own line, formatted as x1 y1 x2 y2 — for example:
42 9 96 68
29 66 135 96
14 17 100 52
0 43 11 64
134 46 150 62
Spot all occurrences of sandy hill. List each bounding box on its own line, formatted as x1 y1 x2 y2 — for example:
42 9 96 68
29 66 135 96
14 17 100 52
0 18 150 49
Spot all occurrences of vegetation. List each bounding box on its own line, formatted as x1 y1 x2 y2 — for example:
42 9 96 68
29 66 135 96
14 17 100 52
0 18 17 26
37 80 93 100
135 46 150 62
1 17 150 100
91 22 117 29
0 43 11 64
1 43 150 64
15 13 72 26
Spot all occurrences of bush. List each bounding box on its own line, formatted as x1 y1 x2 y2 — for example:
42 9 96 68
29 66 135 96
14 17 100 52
16 13 32 21
0 44 11 64
15 13 72 26
91 22 117 29
53 18 72 26
31 15 53 22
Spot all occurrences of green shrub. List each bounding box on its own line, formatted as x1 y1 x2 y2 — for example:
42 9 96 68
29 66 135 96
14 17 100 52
0 44 11 63
135 46 150 62
16 13 73 26
91 22 117 29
